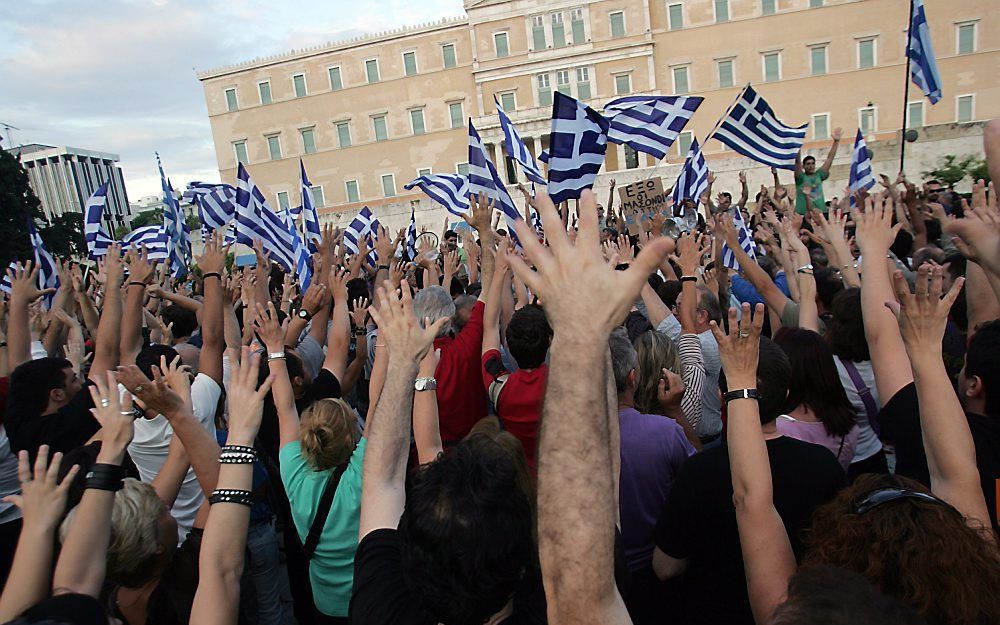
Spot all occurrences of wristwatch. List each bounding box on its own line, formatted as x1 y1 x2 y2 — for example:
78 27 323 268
296 308 313 321
414 377 437 392
724 388 760 403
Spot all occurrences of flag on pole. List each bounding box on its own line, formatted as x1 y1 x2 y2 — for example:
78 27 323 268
469 121 522 244
157 155 187 276
604 95 703 159
404 174 470 216
184 182 236 231
711 85 807 170
0 261 20 295
546 92 610 205
495 96 545 184
342 206 381 266
282 209 313 290
848 129 876 206
121 226 171 260
721 207 756 271
299 160 322 253
405 207 418 261
27 219 59 309
670 138 709 209
234 163 298 272
84 182 116 259
907 0 942 104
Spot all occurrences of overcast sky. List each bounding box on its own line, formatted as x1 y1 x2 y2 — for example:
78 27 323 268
0 0 465 201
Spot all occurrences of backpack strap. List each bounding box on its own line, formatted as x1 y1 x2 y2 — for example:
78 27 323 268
303 461 349 560
839 357 881 437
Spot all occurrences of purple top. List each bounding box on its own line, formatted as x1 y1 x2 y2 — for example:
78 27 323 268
776 415 859 472
618 406 696 572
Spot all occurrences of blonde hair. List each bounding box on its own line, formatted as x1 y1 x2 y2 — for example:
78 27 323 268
300 398 361 471
633 330 682 416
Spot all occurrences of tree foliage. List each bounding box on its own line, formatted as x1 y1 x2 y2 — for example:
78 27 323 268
0 148 44 267
923 154 991 187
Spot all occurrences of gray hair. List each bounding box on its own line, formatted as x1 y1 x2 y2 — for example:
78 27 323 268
609 327 638 394
412 286 456 337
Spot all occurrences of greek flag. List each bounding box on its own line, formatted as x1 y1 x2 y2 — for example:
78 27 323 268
27 219 59 309
495 96 545 184
907 0 942 104
300 161 322 253
0 261 20 295
671 138 709 208
184 182 236 232
848 129 876 207
157 155 187 276
469 121 521 244
405 207 418 261
84 182 116 259
235 163 298 272
282 208 312 290
404 174 470 217
342 206 380 266
547 92 610 205
711 85 807 170
122 226 170 260
605 95 703 160
539 149 549 164
721 207 756 272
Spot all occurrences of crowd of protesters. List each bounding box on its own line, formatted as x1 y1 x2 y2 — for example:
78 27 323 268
0 119 998 625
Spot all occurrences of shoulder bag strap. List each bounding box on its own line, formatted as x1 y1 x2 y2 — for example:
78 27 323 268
303 461 350 560
839 357 881 437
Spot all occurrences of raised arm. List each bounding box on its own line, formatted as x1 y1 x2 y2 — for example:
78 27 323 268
253 303 299 449
121 248 157 365
324 269 352 382
89 246 124 379
413 348 443 464
717 215 791 317
465 193 496 299
6 262 57 370
482 243 511 355
820 128 842 174
737 171 749 209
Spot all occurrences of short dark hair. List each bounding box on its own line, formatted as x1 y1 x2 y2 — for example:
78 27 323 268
657 280 682 309
346 278 370 305
721 192 732 201
505 305 551 370
399 432 533 625
136 344 182 379
966 320 1000 415
827 288 870 361
444 230 458 240
814 265 845 309
803 155 817 164
160 305 198 339
7 357 73 420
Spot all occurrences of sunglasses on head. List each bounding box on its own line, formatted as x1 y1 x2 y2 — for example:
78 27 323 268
851 487 959 516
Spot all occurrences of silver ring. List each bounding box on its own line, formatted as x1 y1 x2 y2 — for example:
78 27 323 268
738 331 751 339
134 385 144 394
100 399 110 408
120 411 134 416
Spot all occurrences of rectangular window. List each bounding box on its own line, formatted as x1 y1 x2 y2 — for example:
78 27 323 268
859 107 876 134
442 44 457 68
233 141 248 165
258 81 272 105
672 66 690 95
365 59 380 83
381 174 396 198
907 102 924 129
763 52 780 82
373 115 388 142
714 0 729 23
505 155 518 184
610 11 626 38
499 92 516 112
858 38 876 69
551 12 566 48
957 23 976 55
614 73 632 95
810 46 827 76
717 59 734 88
576 67 591 100
678 131 693 156
225 88 238 112
311 186 325 208
417 167 432 177
571 7 586 44
345 180 360 203
809 0 823 7
266 135 282 160
624 145 639 169
668 3 684 30
537 74 552 107
532 15 547 50
494 32 509 57
556 69 572 96
403 51 418 76
300 128 316 154
761 0 776 15
336 122 352 148
410 109 426 136
957 95 974 123
292 74 307 98
812 113 829 139
328 66 343 90
449 102 464 129
456 162 470 176
276 191 290 212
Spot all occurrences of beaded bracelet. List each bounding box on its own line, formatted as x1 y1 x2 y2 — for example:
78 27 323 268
219 445 257 465
85 463 125 492
209 489 253 507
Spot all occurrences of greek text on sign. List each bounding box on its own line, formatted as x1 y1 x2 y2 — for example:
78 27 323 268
619 178 668 234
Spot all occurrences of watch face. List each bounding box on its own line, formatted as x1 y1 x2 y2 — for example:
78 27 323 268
298 309 309 318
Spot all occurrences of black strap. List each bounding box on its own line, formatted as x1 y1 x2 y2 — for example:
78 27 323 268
303 462 349 560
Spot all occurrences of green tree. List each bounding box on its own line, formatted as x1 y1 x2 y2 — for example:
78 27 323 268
0 148 45 267
130 208 163 229
39 212 87 259
923 154 990 187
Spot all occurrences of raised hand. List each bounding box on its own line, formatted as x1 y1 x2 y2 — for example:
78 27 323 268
368 280 448 364
738 171 747 184
373 225 395 264
463 193 495 235
676 233 700 277
944 181 1000 273
8 261 57 303
253 302 289 352
301 282 329 315
887 264 965 353
103 244 125 287
117 364 183 418
616 234 634 264
351 297 370 330
328 267 349 303
225 347 274 445
196 229 229 276
710 302 765 389
124 246 157 285
88 370 136 453
159 354 193 411
657 368 686 408
2 446 78 532
853 194 901 254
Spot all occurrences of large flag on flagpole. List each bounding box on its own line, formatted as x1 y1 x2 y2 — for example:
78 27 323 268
495 96 545 185
670 138 709 209
604 95 703 160
710 85 807 170
848 129 876 206
907 0 942 104
299 160 322 253
469 121 522 244
84 182 116 259
157 154 187 276
234 162 298 272
546 91 610 205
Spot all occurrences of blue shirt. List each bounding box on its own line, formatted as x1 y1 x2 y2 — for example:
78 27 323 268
731 272 790 306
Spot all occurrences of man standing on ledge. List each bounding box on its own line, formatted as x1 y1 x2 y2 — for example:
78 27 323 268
795 127 842 214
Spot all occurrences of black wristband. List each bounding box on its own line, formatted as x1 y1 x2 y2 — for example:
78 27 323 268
209 489 253 506
724 388 761 403
376 265 390 271
615 263 631 271
84 463 125 492
680 276 698 283
202 272 222 281
127 281 147 288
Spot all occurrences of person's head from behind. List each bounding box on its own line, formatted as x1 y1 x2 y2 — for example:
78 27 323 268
61 478 177 588
505 305 551 370
813 265 845 314
826 288 869 361
960 319 1000 417
682 285 722 333
609 327 639 399
299 398 360 470
8 357 81 418
803 155 817 174
451 294 477 333
719 335 790 425
632 330 682 415
773 328 856 437
412 286 455 338
805 473 1000 624
159 304 198 341
399 420 533 625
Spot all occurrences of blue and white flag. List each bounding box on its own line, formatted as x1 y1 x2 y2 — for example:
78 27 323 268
605 95 703 160
721 207 756 271
671 138 709 209
84 182 116 259
848 129 876 207
907 0 942 104
469 121 522 243
539 149 549 164
495 96 545 185
711 85 807 170
404 174 470 217
27 219 59 309
184 182 236 232
405 207 418 261
0 261 21 295
157 155 187 276
234 163 298 272
282 208 312 290
546 92 610 205
343 206 381 266
121 226 170 260
299 161 322 253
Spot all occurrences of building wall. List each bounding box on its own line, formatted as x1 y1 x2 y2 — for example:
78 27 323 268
198 0 997 226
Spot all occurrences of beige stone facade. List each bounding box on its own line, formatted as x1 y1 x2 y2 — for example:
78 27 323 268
198 0 998 232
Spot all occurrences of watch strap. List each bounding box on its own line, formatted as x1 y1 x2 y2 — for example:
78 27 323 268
724 388 761 403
